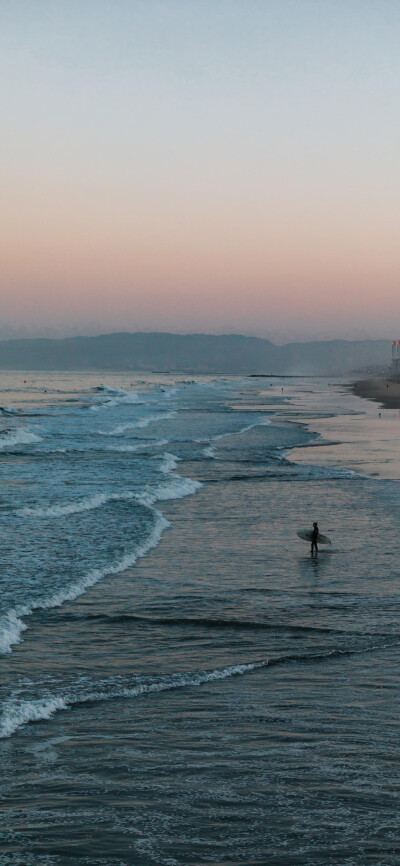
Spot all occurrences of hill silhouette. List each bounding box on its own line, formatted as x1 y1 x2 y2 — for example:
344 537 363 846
0 332 389 375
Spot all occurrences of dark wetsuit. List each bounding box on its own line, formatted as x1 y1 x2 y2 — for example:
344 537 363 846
311 525 319 554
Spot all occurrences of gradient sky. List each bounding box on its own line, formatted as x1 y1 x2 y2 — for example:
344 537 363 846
1 0 399 341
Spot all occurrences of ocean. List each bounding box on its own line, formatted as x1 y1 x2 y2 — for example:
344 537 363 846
1 371 400 865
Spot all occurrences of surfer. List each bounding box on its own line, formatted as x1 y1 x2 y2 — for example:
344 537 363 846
311 522 319 555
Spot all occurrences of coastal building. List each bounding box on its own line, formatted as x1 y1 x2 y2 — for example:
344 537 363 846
391 341 400 376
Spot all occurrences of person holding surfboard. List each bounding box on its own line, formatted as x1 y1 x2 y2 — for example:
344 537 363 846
311 522 319 555
296 527 331 547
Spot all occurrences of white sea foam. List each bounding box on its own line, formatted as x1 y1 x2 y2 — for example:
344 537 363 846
107 439 169 453
99 411 176 436
0 696 68 738
90 387 144 412
0 611 27 654
0 661 265 738
93 386 143 408
0 511 170 655
158 452 180 473
137 474 202 506
0 428 42 450
295 464 359 480
0 405 22 415
17 491 137 518
195 416 272 446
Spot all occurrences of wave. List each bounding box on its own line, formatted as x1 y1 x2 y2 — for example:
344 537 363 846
90 386 144 411
17 459 197 518
0 510 169 655
0 408 45 417
107 439 169 453
196 416 273 457
58 613 348 635
2 638 399 737
160 386 177 398
294 463 360 480
92 385 122 393
0 696 68 738
0 610 27 655
99 411 176 436
0 405 22 415
16 490 137 518
0 661 264 738
138 474 202 505
158 452 180 473
0 428 43 450
92 385 142 401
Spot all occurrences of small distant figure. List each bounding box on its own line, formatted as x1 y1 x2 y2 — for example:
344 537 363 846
311 522 319 555
379 412 381 418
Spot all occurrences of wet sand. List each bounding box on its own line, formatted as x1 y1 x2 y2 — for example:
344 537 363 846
284 379 400 481
351 376 400 408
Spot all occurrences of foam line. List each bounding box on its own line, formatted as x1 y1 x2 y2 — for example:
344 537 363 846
137 474 202 505
107 439 169 453
0 661 265 738
3 638 399 738
0 511 169 655
99 411 176 436
0 428 42 450
17 491 137 518
158 452 180 473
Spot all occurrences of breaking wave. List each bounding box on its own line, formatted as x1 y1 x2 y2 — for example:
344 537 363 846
2 638 399 738
0 661 265 738
0 428 43 450
138 474 202 505
107 439 169 452
99 411 176 436
17 491 137 518
0 510 170 655
158 452 180 473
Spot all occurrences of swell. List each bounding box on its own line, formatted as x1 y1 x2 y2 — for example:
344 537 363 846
2 639 399 738
55 612 351 635
0 509 170 655
16 490 137 518
98 411 176 436
1 468 202 652
15 463 199 519
0 662 264 738
0 428 43 450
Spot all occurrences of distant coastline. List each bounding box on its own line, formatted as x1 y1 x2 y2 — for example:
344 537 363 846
0 331 391 375
351 377 400 408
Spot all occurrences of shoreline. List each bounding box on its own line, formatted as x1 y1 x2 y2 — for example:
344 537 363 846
350 377 400 408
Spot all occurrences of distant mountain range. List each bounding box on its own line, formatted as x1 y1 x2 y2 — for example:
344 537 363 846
0 332 390 375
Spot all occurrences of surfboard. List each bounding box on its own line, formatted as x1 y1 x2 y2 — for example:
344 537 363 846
297 530 331 544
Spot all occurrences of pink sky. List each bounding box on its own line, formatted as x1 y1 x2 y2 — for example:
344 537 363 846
1 1 399 341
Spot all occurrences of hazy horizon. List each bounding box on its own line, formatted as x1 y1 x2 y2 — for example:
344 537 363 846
1 1 399 340
0 323 393 347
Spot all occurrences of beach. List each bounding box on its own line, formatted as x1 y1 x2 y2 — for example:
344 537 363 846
351 376 400 408
1 373 400 865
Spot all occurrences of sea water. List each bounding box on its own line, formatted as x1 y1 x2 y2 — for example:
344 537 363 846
1 372 400 865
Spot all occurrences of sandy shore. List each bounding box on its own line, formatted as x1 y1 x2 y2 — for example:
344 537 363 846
351 377 400 408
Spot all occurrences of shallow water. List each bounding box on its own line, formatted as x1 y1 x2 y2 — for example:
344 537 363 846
1 372 400 865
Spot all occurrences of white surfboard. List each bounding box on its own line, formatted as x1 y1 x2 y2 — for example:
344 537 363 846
297 529 331 545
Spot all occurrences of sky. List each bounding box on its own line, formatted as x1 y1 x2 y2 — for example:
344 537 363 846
1 0 399 342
